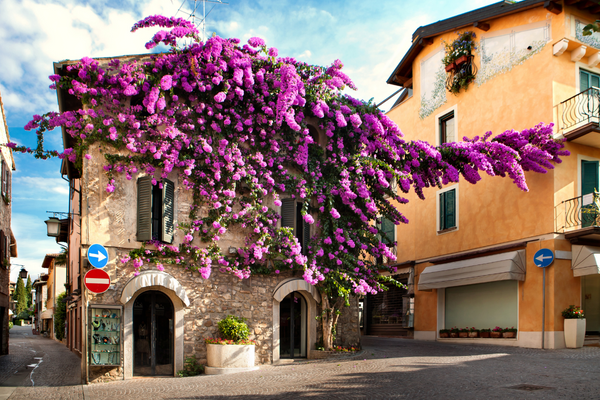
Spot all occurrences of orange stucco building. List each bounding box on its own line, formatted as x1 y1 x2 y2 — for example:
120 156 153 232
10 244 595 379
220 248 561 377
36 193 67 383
383 0 600 348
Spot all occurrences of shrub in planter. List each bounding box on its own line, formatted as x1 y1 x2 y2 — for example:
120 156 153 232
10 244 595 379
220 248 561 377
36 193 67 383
502 327 517 339
468 327 479 338
449 326 459 338
439 329 450 338
205 315 258 375
458 327 469 338
562 305 586 348
491 326 503 338
479 328 491 338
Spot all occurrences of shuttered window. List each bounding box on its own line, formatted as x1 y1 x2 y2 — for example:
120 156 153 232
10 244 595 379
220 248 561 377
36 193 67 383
137 177 174 243
439 189 456 231
281 198 310 255
582 160 599 228
1 161 5 197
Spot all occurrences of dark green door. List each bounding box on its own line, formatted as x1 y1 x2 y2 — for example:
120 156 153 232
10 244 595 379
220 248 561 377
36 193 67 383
582 160 599 227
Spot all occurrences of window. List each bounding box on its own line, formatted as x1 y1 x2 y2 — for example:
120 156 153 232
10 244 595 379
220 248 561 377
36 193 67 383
137 177 175 243
376 216 396 264
580 69 600 92
581 159 599 227
0 160 8 199
438 186 457 232
281 198 310 256
439 111 455 144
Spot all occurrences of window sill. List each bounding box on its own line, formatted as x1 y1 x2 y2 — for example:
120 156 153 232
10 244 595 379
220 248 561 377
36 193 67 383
437 226 457 234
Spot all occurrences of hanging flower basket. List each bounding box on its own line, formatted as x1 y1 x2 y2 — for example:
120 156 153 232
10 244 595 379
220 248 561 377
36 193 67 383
455 55 468 66
445 62 456 72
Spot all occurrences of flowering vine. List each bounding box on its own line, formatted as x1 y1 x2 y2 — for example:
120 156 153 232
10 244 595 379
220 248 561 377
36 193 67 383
17 15 568 348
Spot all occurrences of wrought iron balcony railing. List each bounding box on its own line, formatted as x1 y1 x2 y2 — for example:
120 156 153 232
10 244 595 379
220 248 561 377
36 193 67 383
560 87 600 132
561 193 600 231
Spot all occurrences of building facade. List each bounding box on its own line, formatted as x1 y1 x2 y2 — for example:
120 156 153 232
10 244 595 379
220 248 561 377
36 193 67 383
0 89 16 356
52 57 360 383
386 0 600 349
40 254 66 339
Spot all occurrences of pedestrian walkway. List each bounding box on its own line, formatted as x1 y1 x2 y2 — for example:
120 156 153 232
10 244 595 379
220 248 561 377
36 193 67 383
3 330 600 399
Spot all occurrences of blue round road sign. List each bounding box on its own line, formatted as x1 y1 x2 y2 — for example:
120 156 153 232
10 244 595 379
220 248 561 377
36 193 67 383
88 243 108 269
534 248 554 268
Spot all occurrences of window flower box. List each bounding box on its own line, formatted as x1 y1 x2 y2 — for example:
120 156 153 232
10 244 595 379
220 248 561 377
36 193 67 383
455 55 468 66
445 62 456 72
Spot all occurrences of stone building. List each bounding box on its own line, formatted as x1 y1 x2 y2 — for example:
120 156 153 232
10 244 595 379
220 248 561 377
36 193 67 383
0 89 16 356
52 58 360 383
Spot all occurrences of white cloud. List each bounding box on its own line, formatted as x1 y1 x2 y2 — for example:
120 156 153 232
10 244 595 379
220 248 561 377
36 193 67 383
13 176 69 196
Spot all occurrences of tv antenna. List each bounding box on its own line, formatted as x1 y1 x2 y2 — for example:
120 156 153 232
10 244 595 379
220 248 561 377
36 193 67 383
175 0 228 41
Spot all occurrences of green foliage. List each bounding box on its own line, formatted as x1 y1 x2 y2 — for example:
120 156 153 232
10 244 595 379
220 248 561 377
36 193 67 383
8 321 13 329
15 277 28 315
562 305 584 319
15 310 30 320
54 292 67 340
54 249 68 265
217 315 250 342
583 22 600 37
26 276 32 308
177 355 204 377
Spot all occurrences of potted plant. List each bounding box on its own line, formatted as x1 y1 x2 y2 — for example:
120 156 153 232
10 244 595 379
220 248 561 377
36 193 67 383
441 31 478 94
449 326 459 338
458 327 469 338
468 327 479 338
205 315 259 375
562 305 585 348
491 326 503 338
502 327 517 339
479 328 491 338
439 329 450 339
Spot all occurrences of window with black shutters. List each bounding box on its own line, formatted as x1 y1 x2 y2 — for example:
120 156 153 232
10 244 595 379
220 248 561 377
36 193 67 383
281 198 311 256
137 177 174 243
439 188 456 232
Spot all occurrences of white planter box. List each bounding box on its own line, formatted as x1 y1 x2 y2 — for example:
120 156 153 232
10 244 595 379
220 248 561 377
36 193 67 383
564 318 586 349
205 344 259 375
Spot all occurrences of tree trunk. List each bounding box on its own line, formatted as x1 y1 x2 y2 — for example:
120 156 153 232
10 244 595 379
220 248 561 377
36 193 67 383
321 296 344 350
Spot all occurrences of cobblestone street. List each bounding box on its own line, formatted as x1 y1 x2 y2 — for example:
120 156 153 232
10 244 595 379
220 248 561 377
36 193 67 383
2 326 600 399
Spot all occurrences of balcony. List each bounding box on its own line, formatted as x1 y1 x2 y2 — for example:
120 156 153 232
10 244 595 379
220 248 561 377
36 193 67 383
560 194 600 243
560 87 600 146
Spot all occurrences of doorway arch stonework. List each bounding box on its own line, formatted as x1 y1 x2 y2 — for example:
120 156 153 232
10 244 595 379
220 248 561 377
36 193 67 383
120 271 187 379
272 278 321 362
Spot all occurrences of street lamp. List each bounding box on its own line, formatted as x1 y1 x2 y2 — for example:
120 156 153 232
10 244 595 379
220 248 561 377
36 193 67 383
19 268 28 279
44 217 61 238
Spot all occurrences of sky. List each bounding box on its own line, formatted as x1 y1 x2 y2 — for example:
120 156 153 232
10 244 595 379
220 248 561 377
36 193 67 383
0 0 499 282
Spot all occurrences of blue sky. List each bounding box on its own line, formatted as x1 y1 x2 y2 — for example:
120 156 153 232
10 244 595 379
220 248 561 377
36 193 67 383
0 0 498 281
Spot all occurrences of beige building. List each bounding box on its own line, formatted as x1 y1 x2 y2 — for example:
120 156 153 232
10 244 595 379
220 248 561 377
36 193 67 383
40 254 66 340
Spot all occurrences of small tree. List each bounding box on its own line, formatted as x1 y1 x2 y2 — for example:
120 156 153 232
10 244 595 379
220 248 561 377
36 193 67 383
54 292 67 341
25 276 33 309
15 277 27 315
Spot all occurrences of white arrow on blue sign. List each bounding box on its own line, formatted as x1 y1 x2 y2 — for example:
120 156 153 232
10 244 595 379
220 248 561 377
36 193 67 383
88 243 108 269
534 248 554 268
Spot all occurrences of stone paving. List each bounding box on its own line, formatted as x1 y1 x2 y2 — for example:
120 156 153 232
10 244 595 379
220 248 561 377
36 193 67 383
2 326 600 399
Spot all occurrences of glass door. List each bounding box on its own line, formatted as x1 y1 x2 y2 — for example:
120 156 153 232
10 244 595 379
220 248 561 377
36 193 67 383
133 291 174 376
280 291 306 358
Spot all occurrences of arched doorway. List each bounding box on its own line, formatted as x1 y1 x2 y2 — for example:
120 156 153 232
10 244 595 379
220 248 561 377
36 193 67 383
133 290 174 376
280 291 307 358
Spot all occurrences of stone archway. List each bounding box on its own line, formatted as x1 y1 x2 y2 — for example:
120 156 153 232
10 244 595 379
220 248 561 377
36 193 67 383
120 271 188 379
272 278 321 362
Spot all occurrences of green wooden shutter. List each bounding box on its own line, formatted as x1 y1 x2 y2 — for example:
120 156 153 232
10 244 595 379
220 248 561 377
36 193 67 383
582 160 599 228
581 70 590 92
302 217 311 256
281 198 297 234
161 178 175 244
137 177 153 242
440 189 456 230
381 217 395 245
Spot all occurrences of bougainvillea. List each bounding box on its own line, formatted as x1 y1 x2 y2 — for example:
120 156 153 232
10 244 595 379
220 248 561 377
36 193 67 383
17 16 569 349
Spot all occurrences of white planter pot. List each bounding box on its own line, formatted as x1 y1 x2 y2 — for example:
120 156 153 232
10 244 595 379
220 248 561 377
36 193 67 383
205 344 259 375
564 318 586 349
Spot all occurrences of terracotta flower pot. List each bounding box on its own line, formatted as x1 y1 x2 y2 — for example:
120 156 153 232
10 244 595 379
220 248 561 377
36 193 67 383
439 332 449 338
455 55 468 65
468 332 478 338
490 331 502 338
479 332 490 338
445 62 456 72
450 332 458 338
458 332 468 338
502 331 516 339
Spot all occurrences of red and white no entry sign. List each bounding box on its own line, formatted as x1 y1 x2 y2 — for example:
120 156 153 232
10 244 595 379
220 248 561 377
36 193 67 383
84 268 111 294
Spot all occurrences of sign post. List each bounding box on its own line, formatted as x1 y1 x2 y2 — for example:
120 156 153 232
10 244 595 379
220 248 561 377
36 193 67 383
534 248 554 349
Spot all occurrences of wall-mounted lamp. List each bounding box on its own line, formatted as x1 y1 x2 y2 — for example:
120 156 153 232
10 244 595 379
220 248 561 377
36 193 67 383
44 217 61 238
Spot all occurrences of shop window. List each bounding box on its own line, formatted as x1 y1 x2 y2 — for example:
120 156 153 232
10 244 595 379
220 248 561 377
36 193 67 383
281 198 311 256
137 177 174 243
438 185 458 233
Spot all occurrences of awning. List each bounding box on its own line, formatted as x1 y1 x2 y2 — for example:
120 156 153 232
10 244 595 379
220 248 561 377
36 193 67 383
418 250 526 290
571 245 600 277
40 309 53 319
